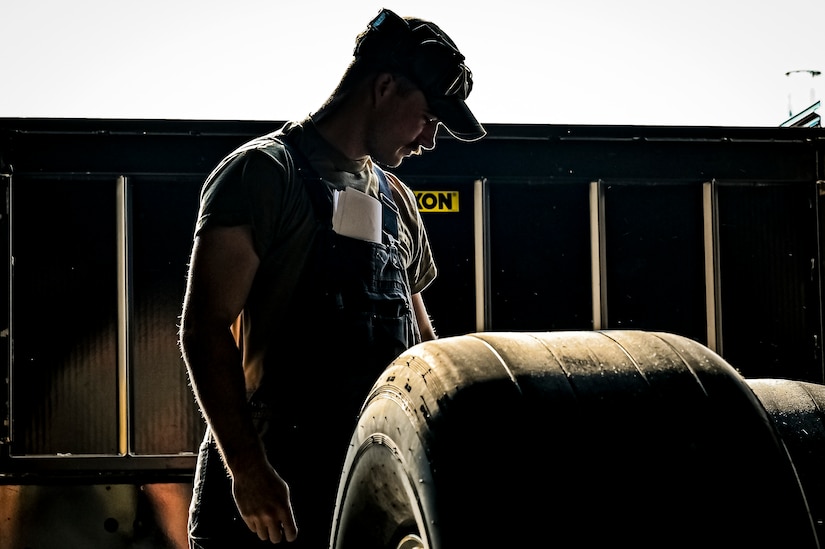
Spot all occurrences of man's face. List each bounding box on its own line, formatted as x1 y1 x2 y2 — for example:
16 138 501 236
367 76 440 168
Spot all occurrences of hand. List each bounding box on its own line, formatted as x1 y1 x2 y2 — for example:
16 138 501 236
232 461 299 543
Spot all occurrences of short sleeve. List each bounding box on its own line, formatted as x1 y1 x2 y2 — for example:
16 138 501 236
196 148 290 258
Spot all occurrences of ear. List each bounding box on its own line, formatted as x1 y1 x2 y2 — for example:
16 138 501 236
373 72 395 103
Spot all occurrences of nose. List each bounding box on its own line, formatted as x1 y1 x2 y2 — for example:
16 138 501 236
418 121 439 151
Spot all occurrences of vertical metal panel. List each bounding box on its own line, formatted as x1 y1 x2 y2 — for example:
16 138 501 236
117 175 130 456
2 171 11 446
819 180 825 382
703 181 720 352
716 181 821 381
487 180 592 331
10 176 119 455
590 180 606 330
602 181 707 343
129 177 204 455
412 178 478 338
474 178 487 332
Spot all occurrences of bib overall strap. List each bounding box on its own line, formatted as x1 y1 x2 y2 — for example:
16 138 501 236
373 165 399 242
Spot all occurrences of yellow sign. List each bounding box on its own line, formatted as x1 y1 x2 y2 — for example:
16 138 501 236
415 191 459 212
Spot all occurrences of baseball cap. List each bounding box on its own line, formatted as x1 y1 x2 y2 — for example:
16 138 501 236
354 8 486 142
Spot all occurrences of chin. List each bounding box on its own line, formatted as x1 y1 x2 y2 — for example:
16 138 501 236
380 154 404 168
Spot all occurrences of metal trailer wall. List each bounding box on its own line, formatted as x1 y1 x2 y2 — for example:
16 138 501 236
0 118 824 547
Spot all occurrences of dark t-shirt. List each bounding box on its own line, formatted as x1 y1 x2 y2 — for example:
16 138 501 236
194 118 437 394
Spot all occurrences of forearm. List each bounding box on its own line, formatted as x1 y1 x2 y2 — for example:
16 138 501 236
412 292 437 341
181 324 266 472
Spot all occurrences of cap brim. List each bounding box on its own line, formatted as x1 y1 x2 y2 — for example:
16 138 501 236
429 96 486 142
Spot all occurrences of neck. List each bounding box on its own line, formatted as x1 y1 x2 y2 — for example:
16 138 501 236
311 107 370 162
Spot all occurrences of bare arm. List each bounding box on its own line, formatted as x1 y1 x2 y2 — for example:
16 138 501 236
412 292 437 341
178 225 297 543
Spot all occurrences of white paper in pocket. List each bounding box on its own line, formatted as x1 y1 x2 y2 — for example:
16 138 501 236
332 187 382 243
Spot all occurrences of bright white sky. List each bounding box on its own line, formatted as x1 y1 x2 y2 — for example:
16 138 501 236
2 0 823 127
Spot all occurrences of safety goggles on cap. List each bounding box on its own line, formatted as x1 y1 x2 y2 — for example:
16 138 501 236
355 8 486 142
